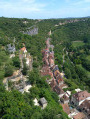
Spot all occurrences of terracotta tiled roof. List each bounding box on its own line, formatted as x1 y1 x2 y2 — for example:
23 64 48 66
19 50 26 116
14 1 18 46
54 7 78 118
79 100 90 115
50 79 56 89
61 94 69 101
41 66 53 77
61 104 70 115
60 84 68 89
53 70 63 84
53 85 64 95
56 74 63 83
73 112 86 119
49 59 54 66
73 91 90 102
21 47 26 51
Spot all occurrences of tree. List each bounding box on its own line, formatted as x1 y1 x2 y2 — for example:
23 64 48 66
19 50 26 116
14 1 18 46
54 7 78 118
5 65 13 77
64 68 72 79
82 59 90 71
28 69 41 85
0 70 5 79
12 56 20 68
22 58 28 75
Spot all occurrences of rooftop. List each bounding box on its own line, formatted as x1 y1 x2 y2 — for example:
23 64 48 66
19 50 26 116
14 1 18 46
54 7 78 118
75 88 82 93
21 47 26 51
73 91 90 102
79 99 90 115
33 98 39 106
73 112 86 119
53 85 64 95
61 94 69 101
39 97 47 105
62 104 70 115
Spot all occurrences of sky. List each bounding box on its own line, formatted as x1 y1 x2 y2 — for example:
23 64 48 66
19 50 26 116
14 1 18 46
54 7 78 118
0 0 90 19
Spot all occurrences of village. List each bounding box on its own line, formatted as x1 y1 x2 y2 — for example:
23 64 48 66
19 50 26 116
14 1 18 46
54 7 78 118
2 33 90 119
40 36 90 119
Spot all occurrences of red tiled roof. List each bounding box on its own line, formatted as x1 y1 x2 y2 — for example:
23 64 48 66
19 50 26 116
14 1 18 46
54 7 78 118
56 74 63 82
41 66 53 77
49 59 54 66
53 85 64 95
73 91 90 102
50 79 56 89
73 112 86 119
60 84 68 89
61 94 69 101
61 104 70 115
21 47 26 51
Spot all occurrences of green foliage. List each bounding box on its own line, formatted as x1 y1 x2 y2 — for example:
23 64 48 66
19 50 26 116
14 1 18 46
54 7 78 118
4 65 13 77
0 17 90 118
22 58 28 75
0 70 5 79
72 41 85 47
12 56 20 68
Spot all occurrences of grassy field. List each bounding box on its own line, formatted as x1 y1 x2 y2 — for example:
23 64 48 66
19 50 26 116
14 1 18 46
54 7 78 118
72 41 85 47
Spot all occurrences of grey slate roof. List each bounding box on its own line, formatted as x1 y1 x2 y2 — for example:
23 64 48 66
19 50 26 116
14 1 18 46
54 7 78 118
39 97 47 105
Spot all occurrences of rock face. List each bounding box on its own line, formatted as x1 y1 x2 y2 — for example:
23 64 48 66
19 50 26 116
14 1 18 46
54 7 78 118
23 27 38 36
7 44 16 53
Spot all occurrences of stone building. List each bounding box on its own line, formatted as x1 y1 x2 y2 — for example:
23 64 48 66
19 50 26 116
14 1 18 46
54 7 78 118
39 97 47 109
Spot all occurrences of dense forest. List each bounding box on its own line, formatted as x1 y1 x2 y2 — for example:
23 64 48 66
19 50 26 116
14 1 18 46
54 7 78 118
0 17 90 118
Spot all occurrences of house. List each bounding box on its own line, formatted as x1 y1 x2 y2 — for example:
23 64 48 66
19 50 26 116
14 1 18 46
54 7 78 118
50 79 57 89
51 65 59 72
42 49 50 66
42 48 49 57
66 91 71 97
56 74 64 86
24 84 32 93
43 56 49 66
50 79 64 98
79 100 90 118
75 88 82 93
53 70 64 85
20 48 33 71
60 72 65 77
60 84 68 89
49 58 54 67
68 108 79 119
46 38 50 48
61 94 69 104
33 98 39 106
53 85 65 98
41 66 53 77
61 104 71 115
48 52 54 67
21 47 27 54
73 112 86 119
7 44 16 53
23 21 28 24
25 55 33 71
39 97 47 109
71 91 90 106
